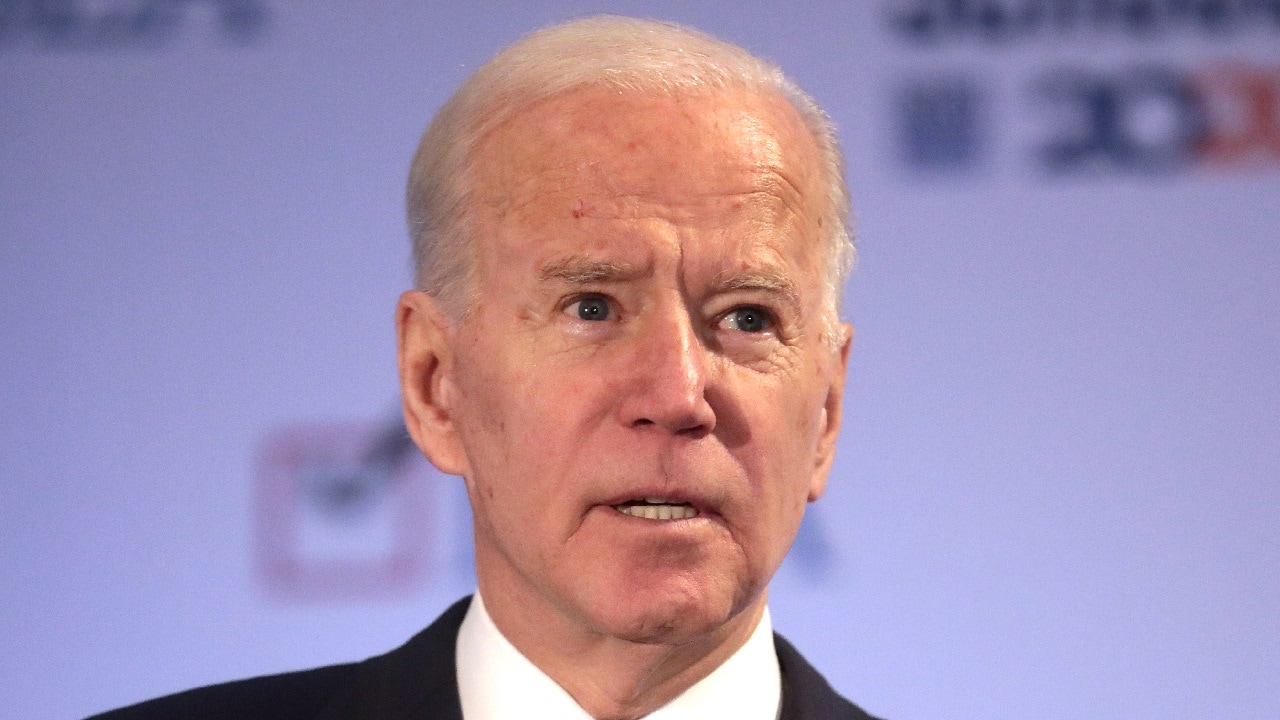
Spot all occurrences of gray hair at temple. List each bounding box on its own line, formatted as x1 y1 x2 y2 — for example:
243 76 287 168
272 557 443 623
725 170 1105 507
406 14 855 327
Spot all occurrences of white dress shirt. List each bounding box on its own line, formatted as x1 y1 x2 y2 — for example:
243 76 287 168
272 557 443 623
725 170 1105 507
456 592 782 719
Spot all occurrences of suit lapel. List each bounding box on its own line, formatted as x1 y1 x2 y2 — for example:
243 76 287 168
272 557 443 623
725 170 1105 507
316 597 471 720
775 633 881 720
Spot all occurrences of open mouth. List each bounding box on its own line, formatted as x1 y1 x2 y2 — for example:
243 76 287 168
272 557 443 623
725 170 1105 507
613 498 699 520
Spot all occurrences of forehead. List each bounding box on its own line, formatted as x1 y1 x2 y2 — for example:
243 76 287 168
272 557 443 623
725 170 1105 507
464 85 826 285
474 86 820 218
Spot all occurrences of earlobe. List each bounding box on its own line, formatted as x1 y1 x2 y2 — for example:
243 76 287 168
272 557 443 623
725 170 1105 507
808 322 853 502
396 290 469 476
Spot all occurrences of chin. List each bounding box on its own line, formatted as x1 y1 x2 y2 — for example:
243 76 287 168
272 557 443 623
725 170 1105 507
579 569 757 646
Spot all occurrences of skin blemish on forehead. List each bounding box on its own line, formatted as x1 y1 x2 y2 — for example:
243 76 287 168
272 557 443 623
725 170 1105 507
571 199 594 219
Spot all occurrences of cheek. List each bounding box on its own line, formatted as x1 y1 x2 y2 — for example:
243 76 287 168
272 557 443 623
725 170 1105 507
449 339 528 488
742 380 828 494
453 349 581 488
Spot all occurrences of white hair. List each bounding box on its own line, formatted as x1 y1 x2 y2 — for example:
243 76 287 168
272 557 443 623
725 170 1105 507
406 14 855 325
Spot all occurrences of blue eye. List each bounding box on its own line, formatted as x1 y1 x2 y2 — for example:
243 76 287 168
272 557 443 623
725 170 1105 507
570 296 611 321
722 306 772 333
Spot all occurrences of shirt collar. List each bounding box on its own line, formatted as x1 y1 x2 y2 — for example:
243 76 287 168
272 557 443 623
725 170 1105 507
456 592 781 719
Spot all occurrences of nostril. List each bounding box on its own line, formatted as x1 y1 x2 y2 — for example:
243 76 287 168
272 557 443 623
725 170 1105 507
675 424 712 439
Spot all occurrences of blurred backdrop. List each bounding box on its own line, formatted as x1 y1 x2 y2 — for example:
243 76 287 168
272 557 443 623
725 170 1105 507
2 1 1277 718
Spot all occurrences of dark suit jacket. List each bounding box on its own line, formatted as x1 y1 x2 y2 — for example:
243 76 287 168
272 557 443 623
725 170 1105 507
88 597 881 720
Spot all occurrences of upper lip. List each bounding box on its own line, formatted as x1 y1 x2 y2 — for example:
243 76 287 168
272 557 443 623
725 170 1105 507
598 488 718 516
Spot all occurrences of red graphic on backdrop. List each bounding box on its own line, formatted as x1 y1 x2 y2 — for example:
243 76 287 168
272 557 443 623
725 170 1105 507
1195 64 1280 164
255 421 433 600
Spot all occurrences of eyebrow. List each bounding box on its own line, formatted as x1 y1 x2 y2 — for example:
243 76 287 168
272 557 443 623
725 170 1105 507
538 256 643 285
712 270 801 311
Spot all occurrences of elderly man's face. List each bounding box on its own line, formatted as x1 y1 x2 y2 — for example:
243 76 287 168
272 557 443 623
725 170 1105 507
400 86 850 646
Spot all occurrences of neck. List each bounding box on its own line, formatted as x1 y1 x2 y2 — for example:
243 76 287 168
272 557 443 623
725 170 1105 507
476 578 766 720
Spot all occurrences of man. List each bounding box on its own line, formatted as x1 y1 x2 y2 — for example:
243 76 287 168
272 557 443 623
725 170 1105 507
89 15 877 720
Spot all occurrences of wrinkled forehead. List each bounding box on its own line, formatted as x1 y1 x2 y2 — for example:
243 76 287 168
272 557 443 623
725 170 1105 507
466 85 826 227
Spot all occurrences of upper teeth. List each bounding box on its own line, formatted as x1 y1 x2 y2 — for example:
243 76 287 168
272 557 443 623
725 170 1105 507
617 501 697 521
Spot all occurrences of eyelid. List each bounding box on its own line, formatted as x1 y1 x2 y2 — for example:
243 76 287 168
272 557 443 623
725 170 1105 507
561 291 610 305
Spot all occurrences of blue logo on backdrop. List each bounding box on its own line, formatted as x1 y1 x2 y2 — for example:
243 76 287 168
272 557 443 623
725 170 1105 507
0 0 270 49
1036 66 1205 173
882 0 1280 175
895 76 988 170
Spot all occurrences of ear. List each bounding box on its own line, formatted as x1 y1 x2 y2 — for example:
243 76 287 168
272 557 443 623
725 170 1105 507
808 322 853 502
396 290 469 476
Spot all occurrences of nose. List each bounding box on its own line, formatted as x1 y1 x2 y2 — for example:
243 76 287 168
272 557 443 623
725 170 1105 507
618 307 716 436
